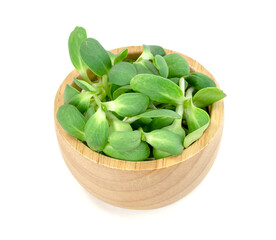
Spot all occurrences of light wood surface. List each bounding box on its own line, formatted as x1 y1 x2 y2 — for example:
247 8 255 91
54 46 224 209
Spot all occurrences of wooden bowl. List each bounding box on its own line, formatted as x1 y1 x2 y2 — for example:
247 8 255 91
54 46 224 209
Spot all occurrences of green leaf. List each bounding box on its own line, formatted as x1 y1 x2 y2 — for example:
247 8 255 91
112 85 132 99
68 26 89 82
137 109 181 119
109 130 141 151
80 38 111 77
143 117 174 132
108 62 136 86
85 107 109 152
103 142 150 161
124 109 180 124
164 53 190 78
184 99 210 133
84 106 95 120
68 92 94 113
133 60 159 75
106 111 132 132
137 45 154 61
56 104 87 141
144 129 183 155
153 148 172 159
183 99 210 148
103 93 149 117
193 87 226 108
107 51 116 65
148 45 166 57
184 123 209 148
131 118 152 129
114 48 128 64
64 84 79 103
153 55 169 78
185 72 216 90
130 74 185 104
109 84 120 100
73 78 97 92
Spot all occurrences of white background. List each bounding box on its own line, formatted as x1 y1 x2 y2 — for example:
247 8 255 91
1 0 275 239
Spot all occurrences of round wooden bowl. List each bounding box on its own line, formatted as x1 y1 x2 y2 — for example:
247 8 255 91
54 46 224 209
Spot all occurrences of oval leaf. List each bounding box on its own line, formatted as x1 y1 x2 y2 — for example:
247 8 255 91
183 99 210 133
130 74 185 104
193 87 226 108
73 78 97 92
68 26 89 81
185 72 216 90
56 104 86 141
103 142 150 161
183 123 209 148
80 38 111 77
69 92 93 113
104 93 149 117
112 85 132 99
143 117 174 132
108 62 136 86
109 130 141 151
84 106 95 120
164 53 190 78
114 48 128 64
148 45 166 57
153 55 169 78
85 107 109 152
64 84 79 103
137 109 181 119
144 129 183 155
153 148 172 159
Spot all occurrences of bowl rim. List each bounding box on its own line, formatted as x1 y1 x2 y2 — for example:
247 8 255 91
54 46 224 171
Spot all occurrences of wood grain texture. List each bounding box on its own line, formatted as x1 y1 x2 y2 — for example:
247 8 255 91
54 46 224 209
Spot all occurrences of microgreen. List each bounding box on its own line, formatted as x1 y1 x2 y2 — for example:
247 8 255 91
57 104 87 141
57 26 227 161
185 72 216 90
164 53 190 78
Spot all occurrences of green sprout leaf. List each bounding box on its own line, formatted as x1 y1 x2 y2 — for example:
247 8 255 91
103 93 149 117
193 87 226 108
144 129 183 155
148 45 166 57
68 26 90 82
109 130 141 151
80 38 111 77
185 72 216 90
183 99 210 148
112 85 132 99
164 53 190 78
64 84 80 103
137 45 154 61
153 148 172 159
107 51 116 65
143 117 174 132
130 74 185 104
84 106 95 120
108 62 136 86
57 104 87 141
133 60 159 75
106 111 132 132
103 142 150 161
68 91 94 113
124 109 181 124
85 107 109 151
153 55 169 78
114 48 128 64
73 78 97 92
